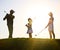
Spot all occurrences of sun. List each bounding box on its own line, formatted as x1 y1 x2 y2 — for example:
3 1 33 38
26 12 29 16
13 4 52 38
25 6 51 38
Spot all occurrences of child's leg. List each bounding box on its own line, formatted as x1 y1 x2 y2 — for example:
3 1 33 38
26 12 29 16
29 33 32 38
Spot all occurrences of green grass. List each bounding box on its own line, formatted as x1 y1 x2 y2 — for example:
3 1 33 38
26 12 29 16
0 38 60 50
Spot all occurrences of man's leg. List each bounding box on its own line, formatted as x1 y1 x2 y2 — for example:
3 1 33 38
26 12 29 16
8 25 13 38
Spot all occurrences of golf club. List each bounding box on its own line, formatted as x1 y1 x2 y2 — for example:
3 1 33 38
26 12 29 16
35 27 46 36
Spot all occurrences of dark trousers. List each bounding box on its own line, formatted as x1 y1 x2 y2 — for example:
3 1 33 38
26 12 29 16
7 24 13 38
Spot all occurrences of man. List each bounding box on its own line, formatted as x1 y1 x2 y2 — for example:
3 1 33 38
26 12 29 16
3 9 15 38
45 12 55 39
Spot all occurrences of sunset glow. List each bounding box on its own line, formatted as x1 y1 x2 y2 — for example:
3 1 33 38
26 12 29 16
0 0 60 39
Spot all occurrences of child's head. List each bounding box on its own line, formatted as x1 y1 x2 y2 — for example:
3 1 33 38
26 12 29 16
28 18 32 23
48 12 53 17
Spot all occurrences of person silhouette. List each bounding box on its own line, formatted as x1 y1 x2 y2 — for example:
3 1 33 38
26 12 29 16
25 18 33 38
45 12 55 39
3 9 15 38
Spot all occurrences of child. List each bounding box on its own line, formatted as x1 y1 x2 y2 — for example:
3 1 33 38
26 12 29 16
45 12 55 39
25 18 33 38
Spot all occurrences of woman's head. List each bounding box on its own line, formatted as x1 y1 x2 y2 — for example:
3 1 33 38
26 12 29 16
48 12 53 17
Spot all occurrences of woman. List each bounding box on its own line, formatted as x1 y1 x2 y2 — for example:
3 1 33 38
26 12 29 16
45 12 55 39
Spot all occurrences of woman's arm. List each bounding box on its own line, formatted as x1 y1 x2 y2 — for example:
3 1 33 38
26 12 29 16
45 19 51 28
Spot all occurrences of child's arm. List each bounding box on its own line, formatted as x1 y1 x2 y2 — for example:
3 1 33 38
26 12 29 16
25 24 31 27
25 24 28 27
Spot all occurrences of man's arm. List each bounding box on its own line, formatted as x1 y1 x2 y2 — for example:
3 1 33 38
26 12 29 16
3 14 8 20
13 15 15 19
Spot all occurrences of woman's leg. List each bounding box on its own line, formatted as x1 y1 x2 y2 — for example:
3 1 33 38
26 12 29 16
52 31 55 39
49 31 52 39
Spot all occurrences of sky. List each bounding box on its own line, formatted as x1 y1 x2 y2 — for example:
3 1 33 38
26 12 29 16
0 0 60 39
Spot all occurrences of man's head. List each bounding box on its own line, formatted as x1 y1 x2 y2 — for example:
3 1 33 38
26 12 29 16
10 9 15 14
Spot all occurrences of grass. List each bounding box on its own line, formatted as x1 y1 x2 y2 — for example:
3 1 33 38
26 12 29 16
0 38 60 50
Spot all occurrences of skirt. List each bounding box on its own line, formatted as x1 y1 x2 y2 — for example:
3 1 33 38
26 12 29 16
27 28 33 34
